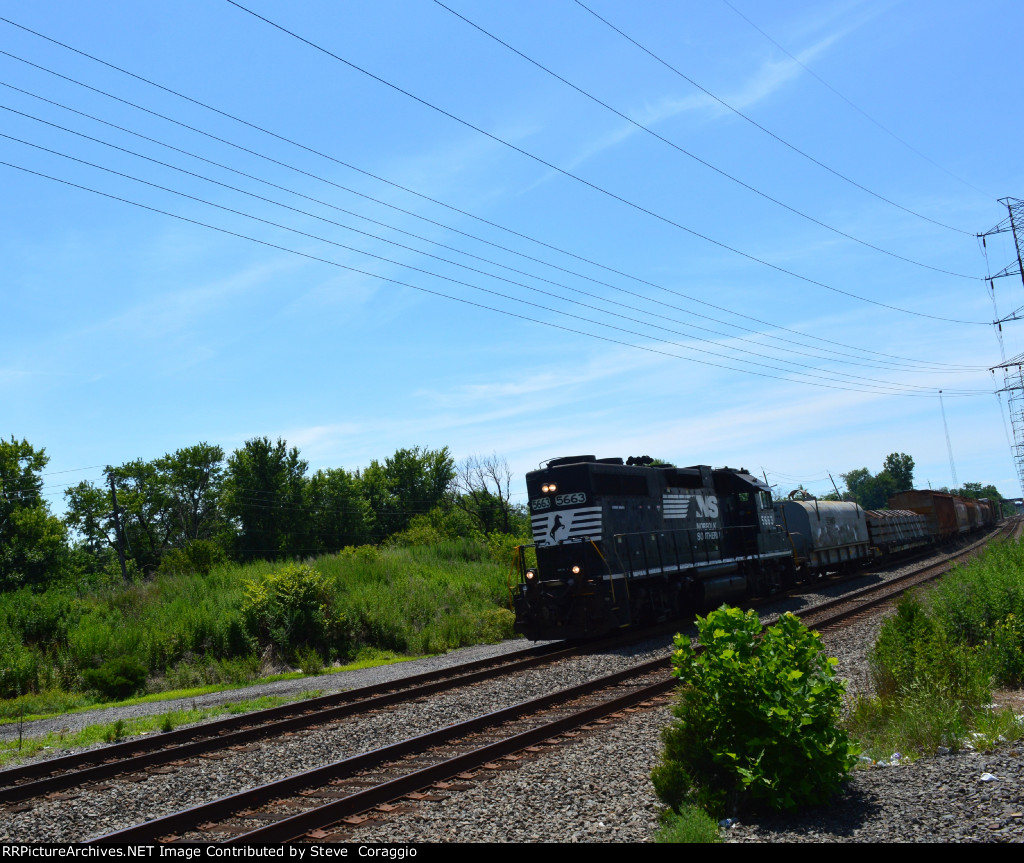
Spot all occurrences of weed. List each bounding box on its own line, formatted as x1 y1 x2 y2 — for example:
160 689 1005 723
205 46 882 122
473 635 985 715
653 806 722 844
296 647 324 676
104 719 126 743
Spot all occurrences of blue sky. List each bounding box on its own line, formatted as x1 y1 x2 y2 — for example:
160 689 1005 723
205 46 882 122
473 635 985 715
2 0 1023 512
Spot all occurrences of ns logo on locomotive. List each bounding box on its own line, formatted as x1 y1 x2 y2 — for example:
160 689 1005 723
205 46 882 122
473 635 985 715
512 455 997 641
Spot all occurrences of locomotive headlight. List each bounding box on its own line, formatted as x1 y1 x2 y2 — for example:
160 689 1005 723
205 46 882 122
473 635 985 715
541 483 558 493
548 483 557 492
571 565 582 575
525 569 536 581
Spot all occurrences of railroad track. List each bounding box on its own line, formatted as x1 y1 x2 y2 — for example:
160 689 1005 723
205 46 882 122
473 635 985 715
83 519 1017 844
0 640 583 805
88 660 675 843
5 520 1016 843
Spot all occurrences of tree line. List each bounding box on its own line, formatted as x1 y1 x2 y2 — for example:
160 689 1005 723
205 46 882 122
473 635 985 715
785 451 1008 511
0 436 527 592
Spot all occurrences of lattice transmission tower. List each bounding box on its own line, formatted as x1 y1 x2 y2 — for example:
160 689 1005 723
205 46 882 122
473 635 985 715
981 197 1024 495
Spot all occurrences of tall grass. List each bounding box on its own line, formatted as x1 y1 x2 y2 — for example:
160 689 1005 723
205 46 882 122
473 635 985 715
929 541 1024 684
846 539 1024 760
0 538 517 704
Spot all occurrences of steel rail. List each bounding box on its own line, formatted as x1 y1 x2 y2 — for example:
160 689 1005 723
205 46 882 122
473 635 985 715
0 641 573 802
88 657 672 844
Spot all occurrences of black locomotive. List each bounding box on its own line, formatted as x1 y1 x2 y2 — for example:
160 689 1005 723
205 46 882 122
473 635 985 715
513 455 794 640
511 455 999 641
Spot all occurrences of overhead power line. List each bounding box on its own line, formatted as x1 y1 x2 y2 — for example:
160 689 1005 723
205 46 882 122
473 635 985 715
0 156 993 399
3 136 986 396
571 0 972 236
719 0 995 201
221 1 989 326
0 29 991 365
2 100 987 377
431 0 979 275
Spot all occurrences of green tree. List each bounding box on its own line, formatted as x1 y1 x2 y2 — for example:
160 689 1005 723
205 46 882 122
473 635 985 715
223 437 308 560
360 446 455 539
951 481 1007 516
882 452 915 493
63 478 116 572
840 453 915 509
953 481 1001 502
0 437 68 589
304 467 373 553
64 443 228 576
105 459 176 574
840 467 890 509
156 443 226 544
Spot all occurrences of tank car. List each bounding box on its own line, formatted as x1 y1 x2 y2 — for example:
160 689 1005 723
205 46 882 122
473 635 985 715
512 456 794 641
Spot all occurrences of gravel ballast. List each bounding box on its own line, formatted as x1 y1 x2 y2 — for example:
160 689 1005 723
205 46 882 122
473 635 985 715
3 545 1023 843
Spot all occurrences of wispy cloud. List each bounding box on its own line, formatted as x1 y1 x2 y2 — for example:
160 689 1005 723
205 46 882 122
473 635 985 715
552 6 873 175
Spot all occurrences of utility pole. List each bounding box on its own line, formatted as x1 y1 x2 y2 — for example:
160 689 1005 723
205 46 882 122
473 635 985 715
108 469 129 582
980 198 1024 496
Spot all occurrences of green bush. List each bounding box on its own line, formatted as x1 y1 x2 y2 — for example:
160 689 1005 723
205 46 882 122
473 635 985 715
486 532 532 568
241 563 346 657
104 718 127 742
651 606 857 815
0 536 514 707
336 545 381 564
989 613 1024 686
0 625 45 698
930 542 1024 646
296 646 325 676
385 508 483 548
83 657 148 700
474 607 515 643
163 654 261 690
847 593 996 759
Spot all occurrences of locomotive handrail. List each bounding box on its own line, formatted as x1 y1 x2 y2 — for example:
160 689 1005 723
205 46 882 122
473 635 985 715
588 539 617 603
610 524 759 582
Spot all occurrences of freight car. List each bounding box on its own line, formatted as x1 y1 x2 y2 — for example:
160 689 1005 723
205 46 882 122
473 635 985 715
889 490 971 540
512 455 998 641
